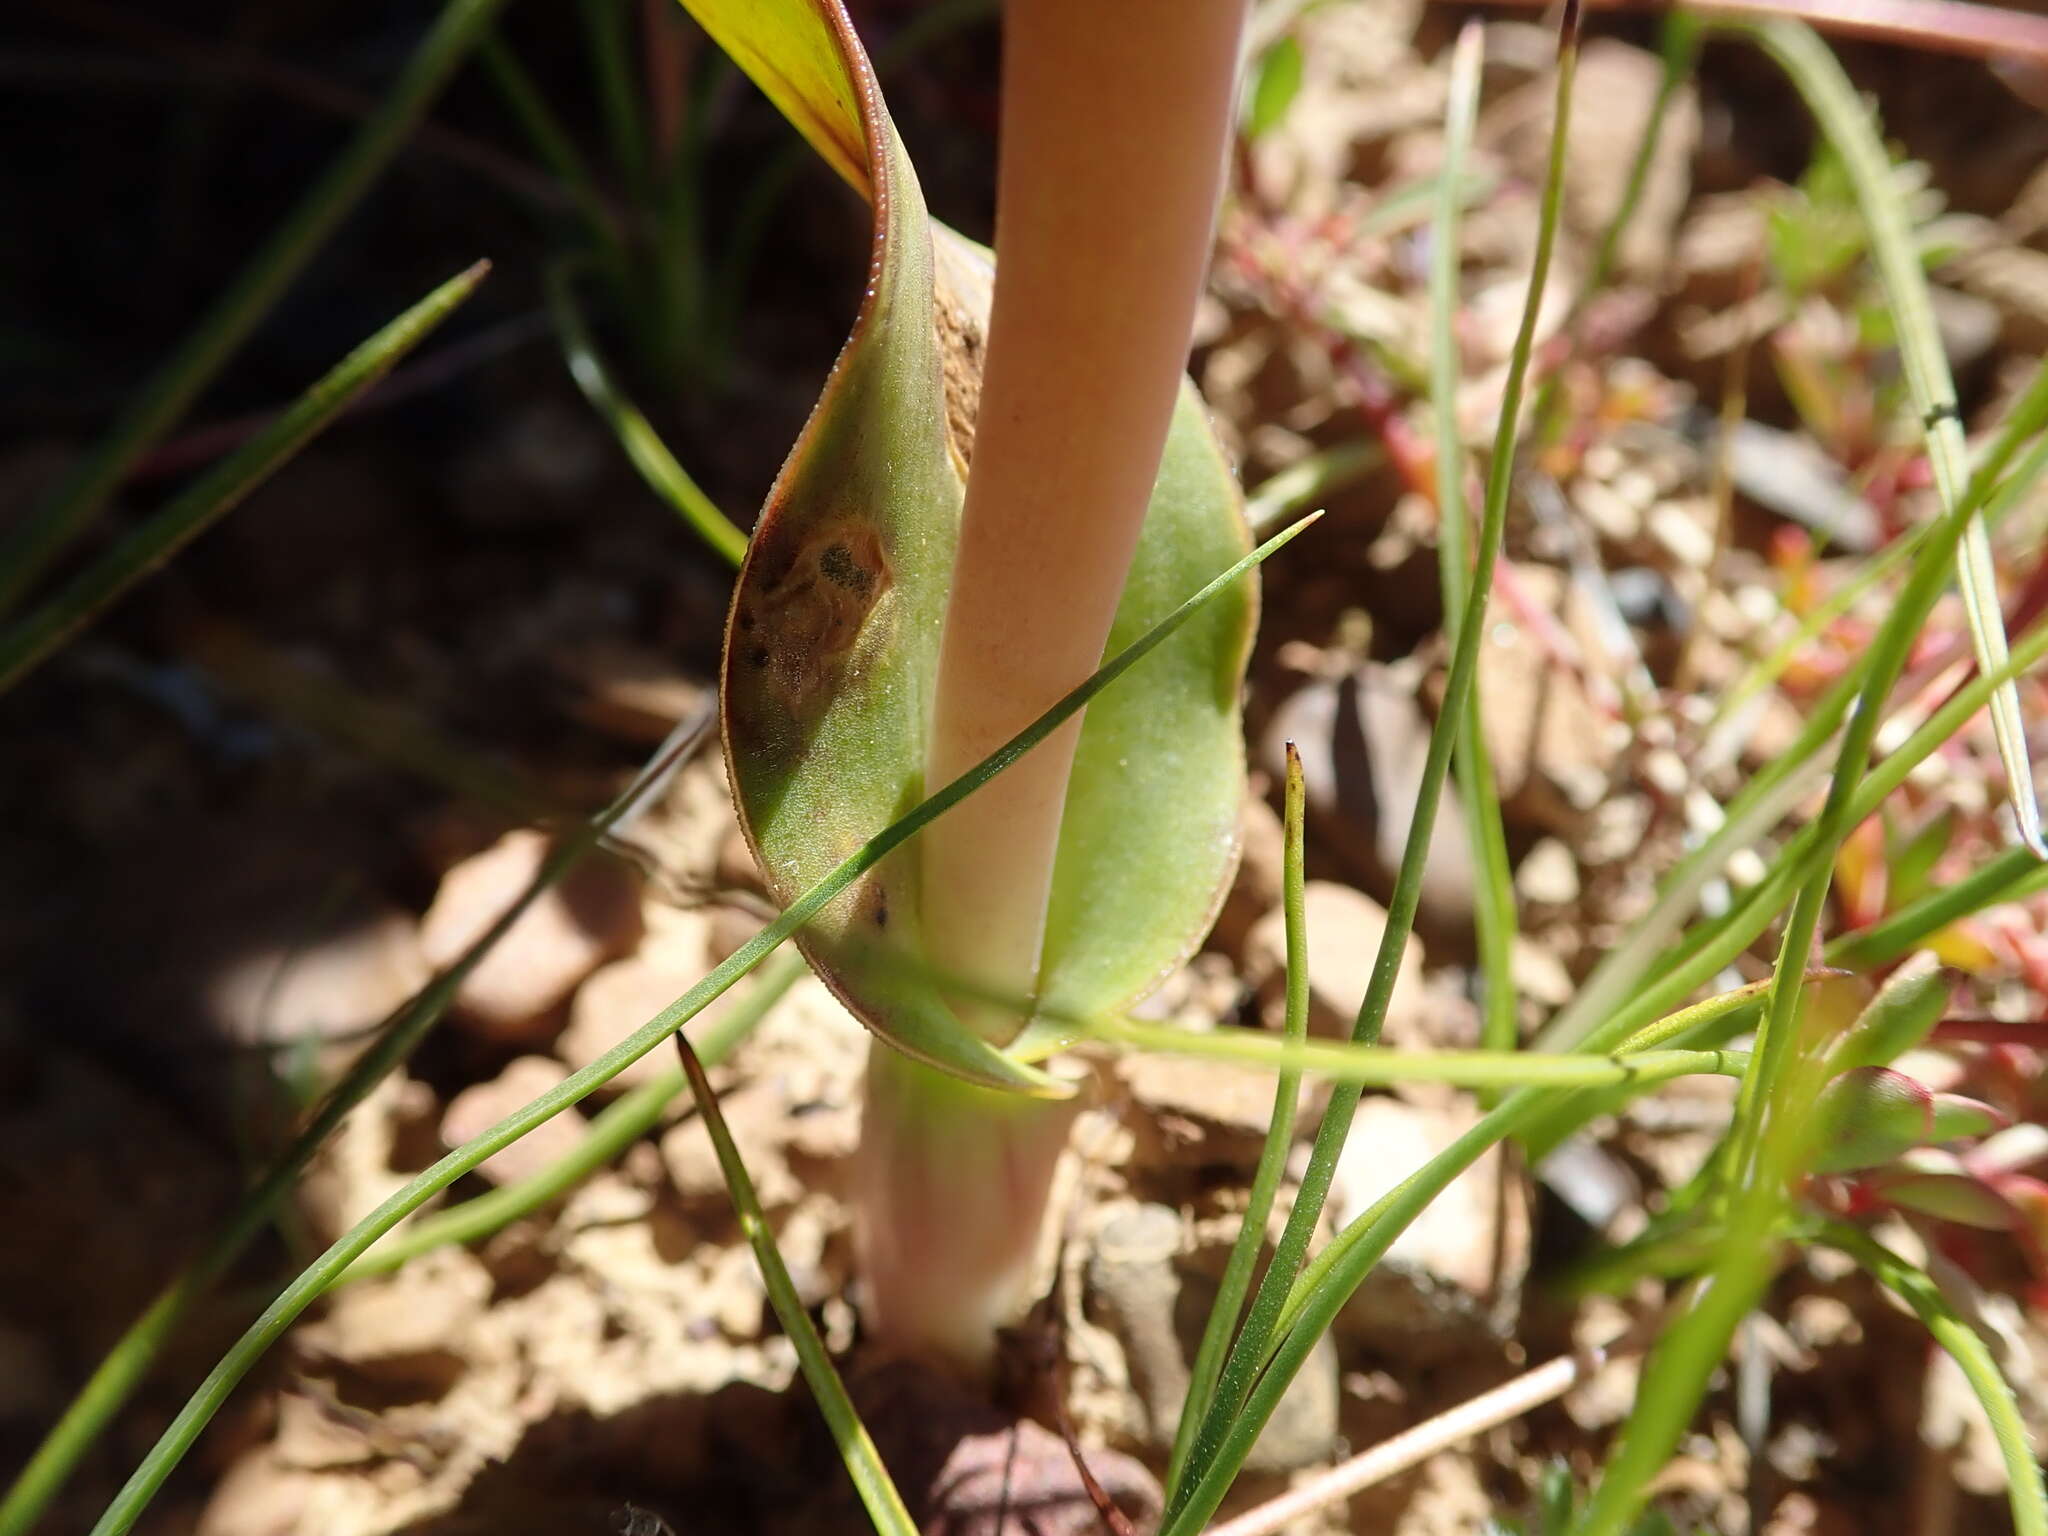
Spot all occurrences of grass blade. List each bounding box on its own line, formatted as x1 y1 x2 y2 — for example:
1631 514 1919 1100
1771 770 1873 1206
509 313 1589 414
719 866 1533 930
1748 17 2043 857
0 263 489 697
1092 1023 1746 1093
676 1030 917 1536
1826 846 2048 968
1166 6 1581 1518
83 513 1318 1536
478 32 629 264
548 265 749 567
1429 22 1519 1062
1166 744 1312 1498
1825 1224 2048 1536
340 948 806 1285
0 704 708 1536
0 0 509 615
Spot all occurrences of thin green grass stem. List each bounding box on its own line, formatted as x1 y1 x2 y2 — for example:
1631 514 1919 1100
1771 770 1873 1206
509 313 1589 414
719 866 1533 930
1167 17 1580 1519
1 705 707 1536
1430 23 1519 1065
340 949 805 1284
1824 1224 2048 1536
547 265 748 566
84 514 1316 1536
479 33 629 269
1585 12 1702 302
0 264 489 697
1747 18 2042 855
1168 744 1311 1499
1095 1021 1745 1093
1967 361 2048 512
1528 603 2048 1168
1570 31 2048 1503
1827 847 2048 969
676 1033 917 1536
1245 441 1382 538
0 0 508 616
580 0 650 198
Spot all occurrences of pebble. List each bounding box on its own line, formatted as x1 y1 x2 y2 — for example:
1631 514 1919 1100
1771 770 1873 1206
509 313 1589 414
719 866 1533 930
419 829 644 1044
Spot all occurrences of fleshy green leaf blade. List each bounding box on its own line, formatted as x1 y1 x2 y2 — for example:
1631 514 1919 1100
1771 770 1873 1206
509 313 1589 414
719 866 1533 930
672 0 871 197
714 0 1256 1091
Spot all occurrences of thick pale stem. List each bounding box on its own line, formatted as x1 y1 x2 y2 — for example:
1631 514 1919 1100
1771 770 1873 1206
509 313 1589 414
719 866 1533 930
921 0 1249 1040
855 1047 1079 1369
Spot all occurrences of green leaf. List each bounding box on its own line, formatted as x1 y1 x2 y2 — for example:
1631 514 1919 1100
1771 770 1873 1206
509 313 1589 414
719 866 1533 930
1831 958 1948 1071
1929 1093 2007 1145
701 0 1255 1093
1868 1152 2016 1229
1887 805 1956 907
547 265 748 567
1813 1065 1931 1173
1167 743 1310 1496
1244 36 1304 140
673 0 870 195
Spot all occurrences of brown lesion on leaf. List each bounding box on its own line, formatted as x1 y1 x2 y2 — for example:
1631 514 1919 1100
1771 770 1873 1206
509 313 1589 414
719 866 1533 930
732 519 893 716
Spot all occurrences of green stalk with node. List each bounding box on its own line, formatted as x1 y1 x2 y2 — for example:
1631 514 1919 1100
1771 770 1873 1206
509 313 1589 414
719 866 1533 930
698 0 1254 1369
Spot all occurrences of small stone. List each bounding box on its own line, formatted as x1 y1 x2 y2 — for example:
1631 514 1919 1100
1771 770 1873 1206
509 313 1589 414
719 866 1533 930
1474 567 1620 829
1083 1202 1339 1474
1515 838 1580 907
304 1246 489 1365
1242 881 1435 1047
1263 662 1477 953
419 829 644 1044
441 1056 587 1186
207 906 429 1048
1642 746 1690 799
1119 1050 1303 1168
1330 1095 1530 1361
1725 420 1880 552
1511 935 1574 1009
661 1080 802 1208
557 909 715 1091
1574 476 1644 545
1647 498 1716 571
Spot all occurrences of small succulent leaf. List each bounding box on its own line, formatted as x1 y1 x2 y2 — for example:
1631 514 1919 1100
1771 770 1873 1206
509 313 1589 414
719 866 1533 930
1928 919 2000 973
1866 1167 2017 1230
2000 1175 2048 1243
1813 1066 1933 1173
1833 956 1949 1070
703 0 1254 1094
1928 1093 2008 1145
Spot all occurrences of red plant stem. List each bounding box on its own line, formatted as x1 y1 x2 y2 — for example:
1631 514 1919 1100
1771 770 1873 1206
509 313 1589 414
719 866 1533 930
1929 1018 2048 1045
